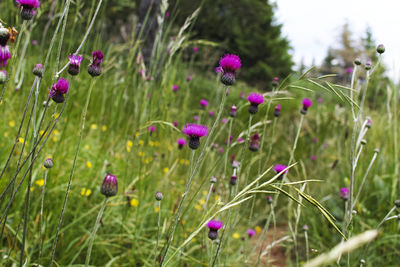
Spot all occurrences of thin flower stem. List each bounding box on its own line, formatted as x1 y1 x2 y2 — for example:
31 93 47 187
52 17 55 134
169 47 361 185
153 201 162 267
222 118 234 180
204 183 213 211
255 203 275 267
53 0 71 79
288 114 305 166
160 87 227 265
85 197 108 266
50 80 95 266
240 115 253 187
305 230 309 262
38 168 49 265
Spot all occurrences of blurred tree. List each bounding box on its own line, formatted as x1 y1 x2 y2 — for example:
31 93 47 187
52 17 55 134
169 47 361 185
173 0 293 88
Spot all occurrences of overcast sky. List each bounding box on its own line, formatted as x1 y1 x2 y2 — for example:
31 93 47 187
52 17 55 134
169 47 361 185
274 0 399 80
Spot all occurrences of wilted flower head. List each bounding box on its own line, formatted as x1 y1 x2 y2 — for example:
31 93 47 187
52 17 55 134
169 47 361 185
49 78 69 103
68 54 83 76
274 104 281 117
200 99 209 108
301 98 312 115
0 45 11 67
247 229 256 237
274 164 287 180
177 138 186 149
249 133 260 152
17 0 40 20
207 220 223 240
88 50 104 77
183 123 209 149
218 54 241 85
247 93 264 114
101 173 118 197
340 187 349 201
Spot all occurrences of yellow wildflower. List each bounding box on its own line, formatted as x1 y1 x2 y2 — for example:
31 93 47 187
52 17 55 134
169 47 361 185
35 179 45 187
194 205 202 211
90 124 98 130
138 140 144 146
199 198 206 205
255 226 262 235
8 120 15 127
102 125 107 132
4 132 8 137
233 233 240 239
18 137 25 144
154 206 159 212
86 161 92 168
163 168 169 173
130 199 139 207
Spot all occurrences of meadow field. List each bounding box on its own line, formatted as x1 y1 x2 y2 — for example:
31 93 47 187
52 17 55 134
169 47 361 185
0 0 399 266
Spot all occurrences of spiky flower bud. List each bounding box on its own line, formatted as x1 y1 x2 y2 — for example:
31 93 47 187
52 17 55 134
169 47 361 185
394 199 400 208
155 191 163 201
44 158 53 169
210 176 217 183
365 61 372 71
354 58 361 65
361 139 367 145
100 173 118 197
33 63 44 77
376 44 385 54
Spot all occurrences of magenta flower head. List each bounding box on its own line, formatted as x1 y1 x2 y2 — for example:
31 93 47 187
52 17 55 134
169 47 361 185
183 123 209 149
49 78 69 103
247 93 264 114
266 195 273 204
301 98 312 115
148 125 155 136
230 105 237 117
209 110 214 117
0 45 11 67
221 118 228 124
218 54 241 86
0 70 6 84
311 155 316 161
68 54 83 76
187 75 192 82
340 187 349 201
173 121 178 127
193 115 199 121
177 138 186 149
172 84 179 92
32 63 43 77
247 229 256 238
193 46 199 53
101 173 118 197
200 99 209 108
240 91 245 99
88 50 104 77
249 133 260 152
272 77 279 87
274 164 287 180
274 104 281 117
207 220 223 240
16 0 40 20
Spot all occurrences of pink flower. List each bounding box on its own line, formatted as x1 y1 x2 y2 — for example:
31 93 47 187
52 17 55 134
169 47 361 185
340 187 349 200
218 54 241 85
193 46 199 53
247 93 264 114
247 229 256 237
172 84 179 92
49 78 69 103
200 99 209 107
0 45 11 67
183 124 208 138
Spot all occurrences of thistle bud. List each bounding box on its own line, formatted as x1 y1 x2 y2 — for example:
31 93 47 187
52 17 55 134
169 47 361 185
210 176 217 183
229 105 237 117
376 44 385 54
365 61 372 71
394 199 400 208
100 173 118 197
155 191 163 201
33 63 44 78
44 158 53 169
354 58 361 65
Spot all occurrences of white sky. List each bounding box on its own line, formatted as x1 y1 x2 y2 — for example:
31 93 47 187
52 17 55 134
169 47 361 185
274 0 400 80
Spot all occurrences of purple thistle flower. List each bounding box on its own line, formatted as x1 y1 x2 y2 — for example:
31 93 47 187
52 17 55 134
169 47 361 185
193 46 199 53
193 115 199 121
16 0 40 20
187 75 192 82
183 123 209 149
317 97 323 103
230 105 237 117
165 11 170 18
68 54 83 76
32 39 37 45
101 173 118 197
346 67 353 74
0 45 11 67
218 54 241 85
340 187 349 201
49 78 69 103
218 147 223 154
247 229 256 237
173 121 178 127
249 133 260 152
237 137 244 143
207 220 223 240
172 84 179 92
177 138 186 149
148 125 155 136
209 110 214 117
240 91 245 99
272 77 279 87
247 92 264 114
274 164 287 180
88 50 104 77
32 63 43 77
311 155 316 161
312 137 318 143
301 98 312 115
200 99 209 108
274 104 281 117
221 118 228 124
266 195 273 204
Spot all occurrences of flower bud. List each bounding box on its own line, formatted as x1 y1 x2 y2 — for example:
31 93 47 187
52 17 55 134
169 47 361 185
33 63 44 78
376 44 385 54
0 70 6 84
44 158 53 169
101 173 118 197
210 176 217 183
155 191 163 201
354 58 361 65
